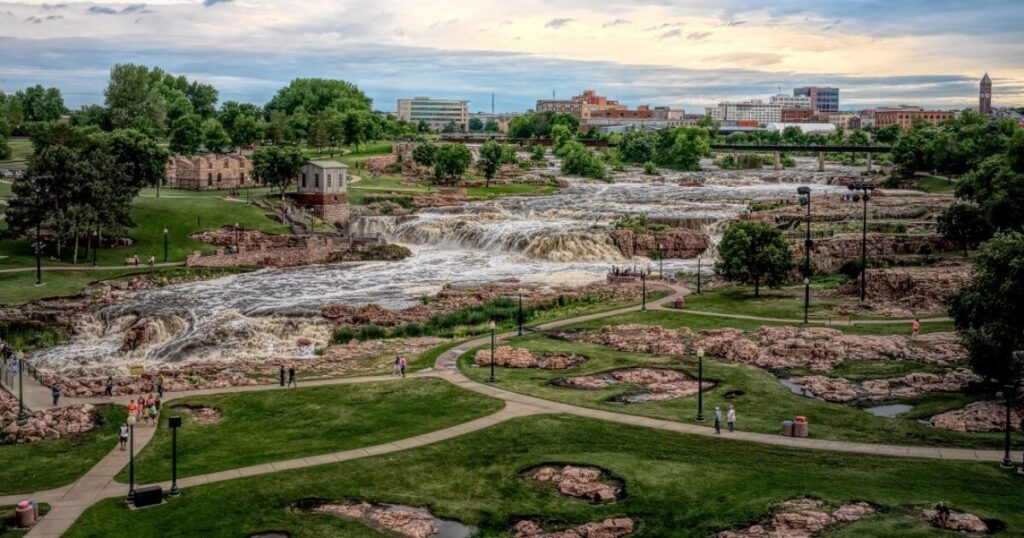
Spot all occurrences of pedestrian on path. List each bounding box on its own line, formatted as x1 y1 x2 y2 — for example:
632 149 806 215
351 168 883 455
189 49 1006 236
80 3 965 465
727 405 736 433
714 406 722 434
51 384 61 407
119 423 129 451
105 376 114 397
288 367 297 388
136 397 145 421
392 356 401 376
279 365 286 387
157 378 164 399
399 356 407 378
128 399 138 420
912 318 920 339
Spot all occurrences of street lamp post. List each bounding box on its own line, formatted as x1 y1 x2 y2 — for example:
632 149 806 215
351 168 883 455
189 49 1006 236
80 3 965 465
127 415 137 503
234 222 240 250
517 289 524 337
1002 383 1016 469
640 272 647 312
848 182 875 302
798 186 813 324
92 226 99 267
488 320 496 383
169 415 182 497
696 347 705 421
696 256 702 294
657 243 664 280
163 228 169 263
16 355 26 421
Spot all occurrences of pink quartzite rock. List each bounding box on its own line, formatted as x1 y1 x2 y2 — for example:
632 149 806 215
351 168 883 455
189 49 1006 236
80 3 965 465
929 401 1024 433
0 390 97 445
579 324 692 356
557 368 714 403
923 508 989 533
312 502 441 538
513 518 635 538
717 498 874 538
528 465 622 503
791 368 977 404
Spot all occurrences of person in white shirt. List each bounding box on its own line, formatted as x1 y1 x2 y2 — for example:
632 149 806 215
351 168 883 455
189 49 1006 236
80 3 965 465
727 405 737 433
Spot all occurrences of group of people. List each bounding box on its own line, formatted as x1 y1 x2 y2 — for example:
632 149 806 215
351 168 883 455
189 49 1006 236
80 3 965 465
713 404 738 434
127 393 162 427
279 365 298 387
392 356 408 378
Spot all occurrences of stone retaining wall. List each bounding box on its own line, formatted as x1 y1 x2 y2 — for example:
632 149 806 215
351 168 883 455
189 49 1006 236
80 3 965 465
185 237 350 268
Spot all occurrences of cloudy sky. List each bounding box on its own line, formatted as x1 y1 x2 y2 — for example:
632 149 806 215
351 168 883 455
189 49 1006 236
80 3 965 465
1 0 1022 113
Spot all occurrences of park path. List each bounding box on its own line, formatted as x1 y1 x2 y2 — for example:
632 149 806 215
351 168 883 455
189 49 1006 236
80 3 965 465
2 281 1005 537
0 262 184 274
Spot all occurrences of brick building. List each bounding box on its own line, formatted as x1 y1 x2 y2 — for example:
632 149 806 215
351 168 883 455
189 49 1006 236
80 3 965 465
289 160 351 225
536 90 627 119
874 106 956 129
166 154 254 190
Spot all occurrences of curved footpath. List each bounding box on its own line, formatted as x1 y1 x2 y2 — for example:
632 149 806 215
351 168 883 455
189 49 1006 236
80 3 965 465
4 283 1003 538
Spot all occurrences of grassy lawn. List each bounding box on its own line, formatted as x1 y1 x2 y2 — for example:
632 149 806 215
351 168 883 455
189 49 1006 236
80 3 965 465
0 405 127 496
0 504 49 537
68 415 1023 537
0 181 12 200
912 175 957 194
0 138 31 171
121 378 503 483
458 333 999 448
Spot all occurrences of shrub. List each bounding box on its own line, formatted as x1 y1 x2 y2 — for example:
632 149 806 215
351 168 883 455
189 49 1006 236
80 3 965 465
643 161 658 175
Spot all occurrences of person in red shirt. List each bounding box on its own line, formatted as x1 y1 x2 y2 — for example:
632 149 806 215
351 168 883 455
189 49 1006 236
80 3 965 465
912 318 920 339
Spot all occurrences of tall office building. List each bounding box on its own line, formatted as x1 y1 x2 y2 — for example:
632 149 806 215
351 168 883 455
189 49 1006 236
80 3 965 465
793 87 839 112
396 97 470 131
979 73 992 116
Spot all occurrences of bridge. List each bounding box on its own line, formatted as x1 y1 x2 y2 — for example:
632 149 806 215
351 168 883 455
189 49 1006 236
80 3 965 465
710 143 893 172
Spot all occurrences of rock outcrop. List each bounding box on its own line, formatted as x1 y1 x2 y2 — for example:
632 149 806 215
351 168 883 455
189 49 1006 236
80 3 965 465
563 324 692 356
929 401 1024 433
307 501 445 538
555 367 715 403
694 327 963 372
609 228 710 259
1 390 98 444
792 234 952 274
527 465 623 503
513 518 635 538
717 498 874 538
834 264 970 317
473 347 586 370
923 506 989 533
790 368 977 404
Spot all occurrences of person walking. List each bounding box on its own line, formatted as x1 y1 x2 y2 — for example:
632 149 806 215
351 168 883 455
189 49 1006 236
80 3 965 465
279 365 286 387
399 356 407 379
912 318 920 339
287 367 297 388
392 356 401 376
128 399 138 421
727 405 736 433
713 406 722 434
136 397 145 421
105 376 114 397
156 378 164 399
119 422 129 451
51 384 61 407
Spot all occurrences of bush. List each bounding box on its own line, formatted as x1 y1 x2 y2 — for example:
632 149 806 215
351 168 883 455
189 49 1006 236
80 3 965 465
331 328 355 344
356 325 387 340
561 146 607 180
643 161 658 175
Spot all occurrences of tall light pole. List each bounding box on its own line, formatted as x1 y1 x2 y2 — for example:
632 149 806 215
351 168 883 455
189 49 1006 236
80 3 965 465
696 256 702 294
517 289 524 337
798 186 812 324
169 415 182 497
657 243 664 280
696 347 705 422
1001 383 1015 469
16 354 26 422
127 415 137 503
163 228 169 263
848 182 875 302
640 272 647 312
488 320 496 383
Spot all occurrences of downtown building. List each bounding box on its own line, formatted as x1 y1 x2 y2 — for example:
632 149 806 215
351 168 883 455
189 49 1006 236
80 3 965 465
535 89 627 119
706 100 782 125
873 106 956 129
396 97 470 131
794 86 840 112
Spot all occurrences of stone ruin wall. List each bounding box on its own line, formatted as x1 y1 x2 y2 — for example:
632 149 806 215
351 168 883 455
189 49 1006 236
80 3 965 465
166 154 255 190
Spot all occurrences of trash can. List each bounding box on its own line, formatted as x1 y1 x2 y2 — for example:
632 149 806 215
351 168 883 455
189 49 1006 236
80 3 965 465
15 500 35 528
793 416 809 438
673 297 685 309
781 420 794 436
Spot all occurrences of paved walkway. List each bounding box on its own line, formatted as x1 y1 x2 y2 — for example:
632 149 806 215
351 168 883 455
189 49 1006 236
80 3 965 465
0 262 184 274
4 282 1014 536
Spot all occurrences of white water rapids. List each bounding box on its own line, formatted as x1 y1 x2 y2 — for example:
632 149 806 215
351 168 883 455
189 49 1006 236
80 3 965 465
30 160 860 375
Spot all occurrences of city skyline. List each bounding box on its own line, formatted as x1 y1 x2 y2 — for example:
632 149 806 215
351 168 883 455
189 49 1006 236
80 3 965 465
1 0 1023 112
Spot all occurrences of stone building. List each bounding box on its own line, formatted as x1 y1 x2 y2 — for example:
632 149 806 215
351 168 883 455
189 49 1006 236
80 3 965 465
290 160 351 225
166 154 254 190
979 73 992 116
874 106 956 129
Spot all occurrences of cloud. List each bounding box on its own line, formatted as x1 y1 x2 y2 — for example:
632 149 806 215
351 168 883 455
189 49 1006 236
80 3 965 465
602 18 630 28
644 22 682 31
544 17 572 29
87 6 118 15
203 0 232 6
429 18 458 28
723 20 746 27
658 29 682 40
687 31 711 40
121 4 152 14
40 3 67 11
712 52 783 67
24 16 43 23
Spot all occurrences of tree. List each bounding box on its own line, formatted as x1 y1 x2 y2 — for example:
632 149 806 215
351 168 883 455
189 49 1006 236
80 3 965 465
16 85 66 124
433 143 472 183
483 119 499 132
478 140 503 187
561 145 606 180
619 129 657 163
938 203 992 255
412 142 438 167
219 101 263 147
654 126 710 170
252 145 305 198
103 128 169 196
0 91 24 130
169 113 203 154
947 232 1024 387
715 222 793 296
311 109 344 156
441 120 462 133
549 112 579 133
265 110 292 145
551 124 576 157
342 110 381 152
955 151 1024 233
264 78 372 116
185 80 218 119
104 64 169 137
202 118 232 153
469 118 483 131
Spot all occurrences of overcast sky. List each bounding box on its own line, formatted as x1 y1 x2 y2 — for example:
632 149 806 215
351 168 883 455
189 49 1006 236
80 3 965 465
1 0 1022 113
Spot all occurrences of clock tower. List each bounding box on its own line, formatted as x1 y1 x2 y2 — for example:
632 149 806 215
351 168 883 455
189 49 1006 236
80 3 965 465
979 73 992 116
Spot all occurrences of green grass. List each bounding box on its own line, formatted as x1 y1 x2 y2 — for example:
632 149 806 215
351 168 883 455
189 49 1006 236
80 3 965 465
0 138 31 171
912 175 957 194
121 378 503 483
0 181 12 200
465 183 559 199
68 415 1023 537
0 504 49 537
0 321 66 351
457 333 999 448
0 405 127 496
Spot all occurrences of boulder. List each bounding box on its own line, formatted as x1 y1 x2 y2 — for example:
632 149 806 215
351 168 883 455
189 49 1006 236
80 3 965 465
717 498 874 538
930 401 1024 433
528 465 622 503
923 508 988 533
513 518 635 538
791 368 977 404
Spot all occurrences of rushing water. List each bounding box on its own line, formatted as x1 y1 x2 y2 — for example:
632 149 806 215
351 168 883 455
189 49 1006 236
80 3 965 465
31 161 861 375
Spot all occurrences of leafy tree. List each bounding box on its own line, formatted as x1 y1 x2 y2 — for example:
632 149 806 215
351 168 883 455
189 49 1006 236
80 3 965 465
551 124 575 156
433 143 472 183
483 119 499 132
938 203 992 255
654 126 710 170
530 145 546 161
264 78 371 116
874 124 901 145
202 118 232 153
469 118 483 131
265 110 292 145
561 145 606 180
478 140 503 187
412 142 438 167
185 80 219 119
417 120 430 133
947 232 1024 387
715 222 793 296
311 109 345 156
69 105 111 130
549 112 579 133
619 129 657 163
342 110 381 152
104 64 169 137
286 107 310 143
168 113 203 154
441 120 462 133
0 91 24 130
955 153 1024 233
15 85 66 124
0 125 9 160
252 145 305 198
219 101 263 147
103 128 169 196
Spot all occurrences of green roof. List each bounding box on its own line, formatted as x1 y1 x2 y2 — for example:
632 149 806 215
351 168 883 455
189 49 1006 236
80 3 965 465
305 160 348 168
